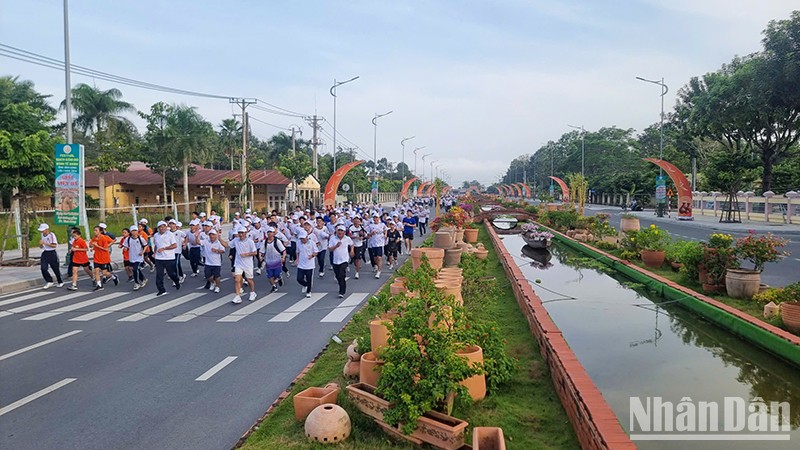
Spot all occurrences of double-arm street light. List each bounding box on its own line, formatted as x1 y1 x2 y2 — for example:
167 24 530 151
429 160 437 183
567 124 585 176
421 153 432 183
400 136 415 182
372 111 393 203
413 146 426 178
330 76 359 173
636 76 669 216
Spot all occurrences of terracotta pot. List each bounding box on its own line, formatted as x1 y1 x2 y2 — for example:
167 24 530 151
463 228 479 243
546 203 558 212
763 301 780 318
369 319 391 353
410 410 469 450
640 249 665 268
346 341 361 361
435 282 463 305
359 351 384 387
457 345 486 401
304 403 351 444
670 261 684 272
725 269 761 299
345 382 391 422
781 301 800 334
390 282 407 296
702 282 725 294
698 266 709 284
620 216 640 232
473 249 489 259
411 248 445 270
343 360 360 378
454 228 465 243
473 427 506 450
444 247 463 267
433 232 453 249
294 384 340 421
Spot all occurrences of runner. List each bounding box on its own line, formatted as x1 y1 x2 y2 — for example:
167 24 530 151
202 229 228 293
37 223 63 289
348 216 366 279
89 225 117 291
295 229 317 298
66 228 91 290
385 222 402 270
328 225 354 298
123 225 149 291
152 220 181 296
313 217 330 278
263 227 286 292
119 228 133 282
231 226 258 304
138 219 156 272
168 219 187 283
367 213 387 279
186 220 203 277
402 209 417 253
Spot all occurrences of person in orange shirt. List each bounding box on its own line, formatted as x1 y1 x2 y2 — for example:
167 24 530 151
119 227 133 282
89 225 117 291
139 221 156 272
68 228 92 290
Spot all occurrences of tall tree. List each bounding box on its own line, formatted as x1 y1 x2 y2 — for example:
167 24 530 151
218 118 241 169
140 102 182 206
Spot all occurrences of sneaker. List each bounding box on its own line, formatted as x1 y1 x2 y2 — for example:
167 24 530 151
56 282 64 288
208 284 215 291
133 283 141 291
141 278 148 287
232 295 242 304
301 288 306 294
354 272 359 279
190 272 198 278
338 294 344 298
179 274 186 283
375 271 381 279
204 281 211 290
255 268 262 275
278 278 283 287
305 292 311 298
127 277 134 283
213 286 220 293
319 272 324 278
112 275 119 286
271 284 278 293
68 284 78 291
149 264 155 273
249 292 257 301
156 290 166 296
101 276 107 285
93 284 104 291
175 282 181 290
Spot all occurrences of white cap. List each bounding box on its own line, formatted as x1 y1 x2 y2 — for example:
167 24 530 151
138 218 148 224
245 208 252 213
157 221 168 227
336 225 346 231
234 212 240 216
175 221 183 227
37 223 49 231
199 212 207 217
372 213 380 217
252 217 261 224
98 222 107 229
208 229 218 235
236 226 248 233
189 219 200 226
202 221 212 227
168 219 178 225
297 230 308 239
243 220 251 227
266 227 275 232
129 225 138 232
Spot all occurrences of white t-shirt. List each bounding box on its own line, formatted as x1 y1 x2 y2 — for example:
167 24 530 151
124 235 148 263
153 231 177 260
172 229 186 249
313 226 330 251
348 225 365 247
186 230 201 248
40 232 57 251
296 239 317 270
232 237 257 270
263 238 286 267
201 239 225 267
367 221 387 248
328 235 353 265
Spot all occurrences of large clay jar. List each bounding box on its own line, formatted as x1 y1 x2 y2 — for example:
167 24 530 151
640 249 665 268
620 216 640 232
304 404 351 444
457 345 486 401
474 249 489 259
369 319 391 352
463 227 479 243
294 384 340 421
435 282 463 305
343 360 360 378
444 247 463 267
473 426 506 450
725 269 761 299
411 248 445 270
781 302 800 334
433 232 453 249
359 351 384 387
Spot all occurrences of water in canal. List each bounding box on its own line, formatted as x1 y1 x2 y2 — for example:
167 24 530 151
502 234 800 449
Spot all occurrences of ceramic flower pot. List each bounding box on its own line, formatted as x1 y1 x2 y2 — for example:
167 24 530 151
410 410 469 450
473 426 506 450
444 247 463 267
434 232 453 249
473 249 489 259
343 360 360 378
359 351 384 387
463 228 479 243
620 217 640 232
763 301 780 318
456 345 486 401
781 301 800 334
640 249 665 268
345 382 391 422
369 319 391 353
293 384 340 421
304 403 351 444
411 248 445 270
454 228 465 243
725 269 761 299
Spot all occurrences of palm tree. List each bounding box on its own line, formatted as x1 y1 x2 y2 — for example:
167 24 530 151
218 118 241 169
62 83 137 220
165 105 215 220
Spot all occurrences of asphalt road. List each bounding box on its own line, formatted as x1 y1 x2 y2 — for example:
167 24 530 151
588 206 800 287
0 233 425 450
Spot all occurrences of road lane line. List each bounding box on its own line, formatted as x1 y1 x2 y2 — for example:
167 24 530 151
0 378 76 417
69 292 159 321
0 291 49 308
0 292 86 319
217 293 286 323
23 292 128 321
320 293 369 322
117 293 204 322
269 293 326 322
167 297 231 322
0 330 83 361
195 356 237 381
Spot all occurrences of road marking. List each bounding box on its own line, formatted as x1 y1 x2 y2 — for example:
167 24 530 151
69 292 159 321
167 297 231 322
217 293 286 323
23 292 128 321
117 293 205 322
195 356 237 381
320 293 369 322
269 293 326 322
0 378 76 417
195 277 229 290
0 291 49 308
0 292 85 319
0 330 83 361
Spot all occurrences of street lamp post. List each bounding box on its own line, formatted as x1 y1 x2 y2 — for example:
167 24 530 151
430 160 437 183
567 124 585 176
400 136 415 182
372 111 393 203
330 76 359 173
421 153 432 183
636 76 669 217
412 146 425 197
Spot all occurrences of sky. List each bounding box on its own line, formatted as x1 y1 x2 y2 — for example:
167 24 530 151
1 0 797 186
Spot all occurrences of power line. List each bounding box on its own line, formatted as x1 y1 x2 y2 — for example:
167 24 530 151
250 103 306 118
248 115 290 131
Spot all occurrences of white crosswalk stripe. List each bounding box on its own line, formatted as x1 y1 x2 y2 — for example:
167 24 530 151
320 293 369 323
23 292 128 321
217 292 286 323
195 277 229 290
117 293 205 322
0 291 49 308
69 292 160 321
0 291 86 319
167 297 231 322
270 293 326 322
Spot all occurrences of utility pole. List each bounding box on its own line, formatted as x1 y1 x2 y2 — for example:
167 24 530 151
306 115 321 179
230 98 256 210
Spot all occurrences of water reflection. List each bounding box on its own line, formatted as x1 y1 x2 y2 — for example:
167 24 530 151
521 245 553 269
512 234 800 449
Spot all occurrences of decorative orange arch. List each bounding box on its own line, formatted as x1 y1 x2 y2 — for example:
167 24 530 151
548 176 569 202
517 183 532 198
417 181 432 197
501 185 511 196
512 184 522 197
425 183 436 196
644 158 693 220
324 160 364 207
400 177 418 200
443 186 451 195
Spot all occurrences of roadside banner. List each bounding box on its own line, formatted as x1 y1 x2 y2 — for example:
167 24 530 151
54 143 82 226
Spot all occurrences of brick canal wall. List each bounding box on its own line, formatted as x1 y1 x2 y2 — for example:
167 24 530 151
485 222 635 450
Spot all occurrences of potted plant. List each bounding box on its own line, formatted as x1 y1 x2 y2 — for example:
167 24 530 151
620 212 640 233
777 282 800 334
726 231 789 299
520 223 553 249
636 224 670 268
701 233 737 292
676 240 704 283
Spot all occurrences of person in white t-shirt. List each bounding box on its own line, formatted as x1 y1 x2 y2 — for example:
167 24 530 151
313 217 330 278
37 223 63 288
231 227 258 304
152 220 180 296
263 227 286 292
367 214 387 278
201 229 228 293
328 225 354 298
123 225 149 290
347 216 367 279
295 229 317 298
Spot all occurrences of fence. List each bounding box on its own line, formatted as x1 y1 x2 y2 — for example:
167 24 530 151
692 191 800 224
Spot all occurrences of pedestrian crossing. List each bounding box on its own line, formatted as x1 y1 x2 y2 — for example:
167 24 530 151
0 288 371 325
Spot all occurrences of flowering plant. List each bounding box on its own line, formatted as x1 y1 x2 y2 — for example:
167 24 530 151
459 203 474 213
632 224 671 251
521 223 553 240
733 231 789 272
431 206 470 231
708 233 734 249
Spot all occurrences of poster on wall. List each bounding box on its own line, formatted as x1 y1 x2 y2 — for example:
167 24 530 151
54 143 83 226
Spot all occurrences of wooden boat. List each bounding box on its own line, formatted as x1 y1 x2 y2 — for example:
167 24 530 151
522 234 552 248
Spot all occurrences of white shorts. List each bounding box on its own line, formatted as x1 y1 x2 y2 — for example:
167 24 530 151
234 267 254 279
